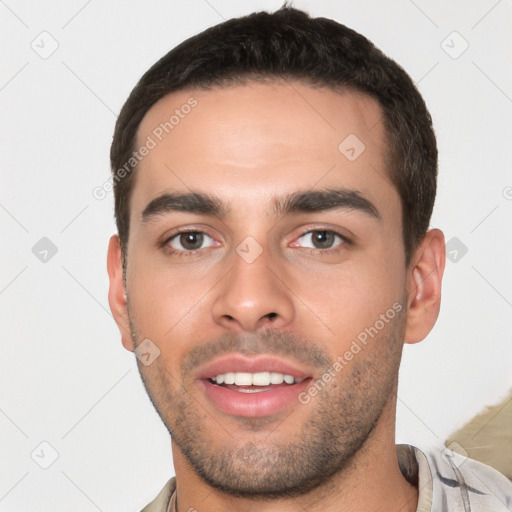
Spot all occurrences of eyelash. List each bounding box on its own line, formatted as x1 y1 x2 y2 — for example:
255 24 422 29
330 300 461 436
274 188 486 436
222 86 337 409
161 228 351 256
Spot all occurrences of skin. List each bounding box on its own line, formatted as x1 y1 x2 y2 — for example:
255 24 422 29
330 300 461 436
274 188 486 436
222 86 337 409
107 82 446 511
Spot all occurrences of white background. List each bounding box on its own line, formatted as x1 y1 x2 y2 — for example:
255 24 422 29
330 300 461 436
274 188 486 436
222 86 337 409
1 0 511 510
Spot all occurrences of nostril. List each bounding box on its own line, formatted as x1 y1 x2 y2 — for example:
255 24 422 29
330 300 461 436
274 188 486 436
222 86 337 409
264 312 278 320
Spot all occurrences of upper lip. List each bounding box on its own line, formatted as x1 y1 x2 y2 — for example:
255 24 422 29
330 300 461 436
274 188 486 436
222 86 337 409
195 354 313 380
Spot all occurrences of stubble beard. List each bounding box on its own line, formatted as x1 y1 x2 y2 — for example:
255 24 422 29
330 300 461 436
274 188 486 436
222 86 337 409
128 304 406 499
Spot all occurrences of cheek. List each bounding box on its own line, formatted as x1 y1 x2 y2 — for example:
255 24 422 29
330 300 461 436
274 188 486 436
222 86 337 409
126 253 215 343
289 254 406 348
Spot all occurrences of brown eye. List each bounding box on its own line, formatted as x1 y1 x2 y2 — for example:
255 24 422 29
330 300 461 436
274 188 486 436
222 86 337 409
168 231 212 251
181 232 203 250
311 231 335 249
296 230 345 250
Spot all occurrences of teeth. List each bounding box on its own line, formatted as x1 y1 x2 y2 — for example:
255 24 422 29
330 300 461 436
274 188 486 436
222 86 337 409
253 372 271 386
270 372 284 384
211 371 303 386
236 387 268 393
223 372 235 385
283 374 295 384
234 372 252 386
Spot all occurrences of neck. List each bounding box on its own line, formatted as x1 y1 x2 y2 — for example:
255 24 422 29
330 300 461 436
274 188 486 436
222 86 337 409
171 399 418 512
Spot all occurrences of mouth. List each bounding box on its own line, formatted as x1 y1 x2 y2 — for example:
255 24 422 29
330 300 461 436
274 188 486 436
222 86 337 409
211 371 304 389
196 355 314 417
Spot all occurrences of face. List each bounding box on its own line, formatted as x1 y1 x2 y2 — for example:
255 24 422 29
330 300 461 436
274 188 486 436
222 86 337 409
112 82 413 497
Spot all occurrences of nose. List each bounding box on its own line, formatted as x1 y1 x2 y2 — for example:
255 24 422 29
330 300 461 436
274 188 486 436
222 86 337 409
211 245 295 333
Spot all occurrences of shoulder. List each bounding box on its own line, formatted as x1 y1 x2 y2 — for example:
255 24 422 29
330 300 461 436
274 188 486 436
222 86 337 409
140 477 176 512
402 444 512 511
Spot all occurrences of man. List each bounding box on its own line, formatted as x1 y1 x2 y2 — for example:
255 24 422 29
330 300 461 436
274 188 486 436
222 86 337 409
106 6 512 512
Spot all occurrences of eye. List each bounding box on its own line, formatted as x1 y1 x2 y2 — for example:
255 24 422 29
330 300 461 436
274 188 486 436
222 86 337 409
167 231 216 252
293 230 346 250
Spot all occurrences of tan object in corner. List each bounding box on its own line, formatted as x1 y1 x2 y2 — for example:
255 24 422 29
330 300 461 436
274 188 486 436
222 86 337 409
445 389 512 480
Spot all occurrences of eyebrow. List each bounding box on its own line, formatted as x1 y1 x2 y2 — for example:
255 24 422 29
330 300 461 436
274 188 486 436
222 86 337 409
273 188 381 220
142 192 226 222
141 188 381 223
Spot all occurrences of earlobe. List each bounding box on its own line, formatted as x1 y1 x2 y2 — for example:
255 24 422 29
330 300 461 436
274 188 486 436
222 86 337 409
106 234 134 352
404 229 446 344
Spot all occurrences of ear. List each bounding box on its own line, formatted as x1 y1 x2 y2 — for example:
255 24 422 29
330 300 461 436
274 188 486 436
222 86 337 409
404 229 446 344
107 234 134 352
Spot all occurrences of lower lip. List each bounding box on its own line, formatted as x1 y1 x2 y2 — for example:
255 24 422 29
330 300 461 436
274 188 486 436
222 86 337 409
199 379 311 417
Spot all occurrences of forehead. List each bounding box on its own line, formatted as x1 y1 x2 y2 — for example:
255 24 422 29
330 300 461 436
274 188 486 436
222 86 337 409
131 82 398 221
